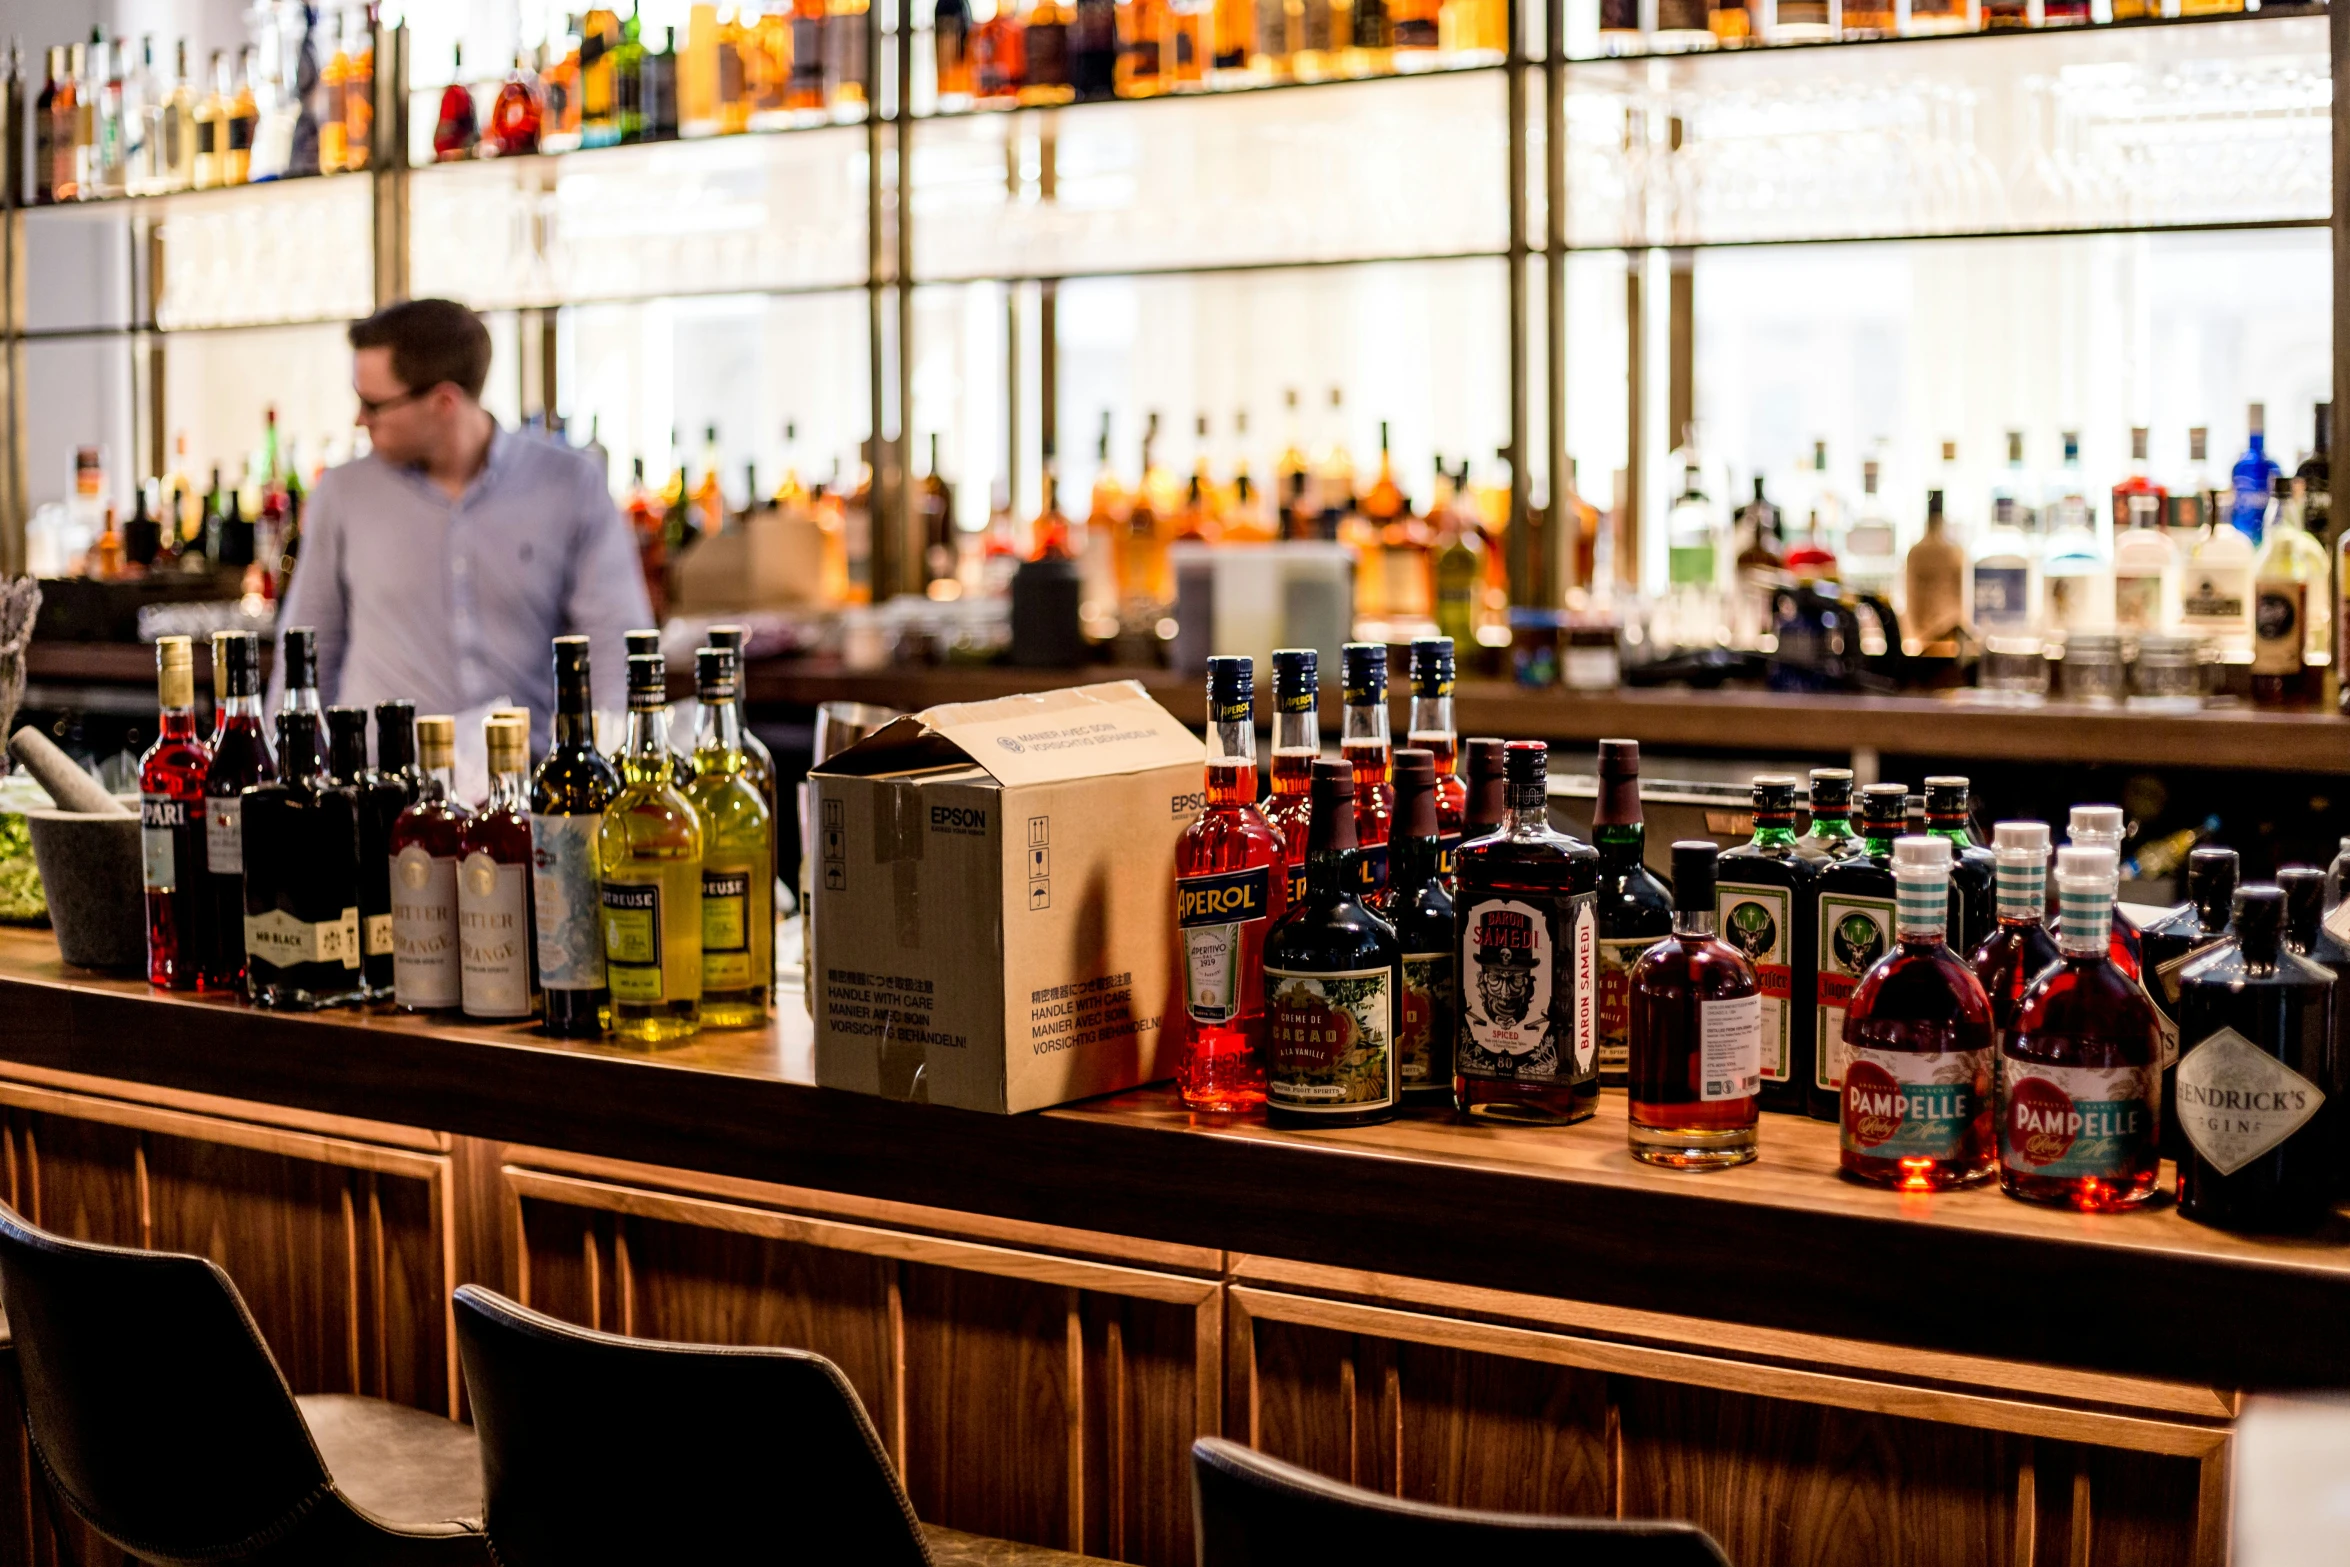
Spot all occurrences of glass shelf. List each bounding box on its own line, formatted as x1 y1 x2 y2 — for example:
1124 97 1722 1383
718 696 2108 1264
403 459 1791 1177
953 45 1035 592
1560 1 2320 63
912 57 1503 120
14 168 371 218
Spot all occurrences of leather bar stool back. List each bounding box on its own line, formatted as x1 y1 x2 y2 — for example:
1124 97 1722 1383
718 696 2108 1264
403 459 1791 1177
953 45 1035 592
1192 1437 1736 1566
453 1283 934 1565
0 1203 488 1566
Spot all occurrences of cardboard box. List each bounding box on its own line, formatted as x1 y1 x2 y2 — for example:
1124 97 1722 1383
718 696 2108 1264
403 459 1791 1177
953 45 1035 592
670 503 830 613
810 681 1205 1113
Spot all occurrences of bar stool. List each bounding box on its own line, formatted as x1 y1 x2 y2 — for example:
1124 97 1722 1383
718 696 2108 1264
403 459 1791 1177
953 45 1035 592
452 1283 934 1564
0 1203 489 1566
1191 1437 1736 1566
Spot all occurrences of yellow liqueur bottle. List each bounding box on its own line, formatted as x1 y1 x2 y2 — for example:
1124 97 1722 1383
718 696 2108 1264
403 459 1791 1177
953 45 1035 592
599 650 704 1043
686 644 773 1028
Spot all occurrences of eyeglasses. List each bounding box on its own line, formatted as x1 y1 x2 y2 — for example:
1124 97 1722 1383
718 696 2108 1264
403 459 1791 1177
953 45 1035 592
355 382 440 417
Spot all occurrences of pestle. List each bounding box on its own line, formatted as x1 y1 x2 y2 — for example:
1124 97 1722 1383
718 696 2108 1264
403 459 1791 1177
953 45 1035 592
8 727 131 817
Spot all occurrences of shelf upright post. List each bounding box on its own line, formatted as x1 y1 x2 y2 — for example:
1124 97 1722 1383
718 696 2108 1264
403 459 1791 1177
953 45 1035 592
372 18 410 310
1506 0 1531 605
1 55 20 571
2335 0 2346 484
867 0 898 600
1544 0 1567 598
898 0 917 554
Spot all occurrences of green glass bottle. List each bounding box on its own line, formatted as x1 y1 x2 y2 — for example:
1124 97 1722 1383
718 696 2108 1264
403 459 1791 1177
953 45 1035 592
598 651 703 1044
686 644 773 1029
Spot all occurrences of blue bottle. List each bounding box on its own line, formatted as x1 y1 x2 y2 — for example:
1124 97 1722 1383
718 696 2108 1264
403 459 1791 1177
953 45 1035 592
2231 402 2280 543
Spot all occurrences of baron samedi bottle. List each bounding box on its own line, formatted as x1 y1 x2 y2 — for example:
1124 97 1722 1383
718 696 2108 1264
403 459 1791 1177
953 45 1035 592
241 709 365 1010
1629 841 1762 1169
1262 759 1399 1128
602 651 704 1043
459 716 537 1021
139 635 212 990
687 644 774 1028
532 636 620 1037
1969 821 2060 1052
1384 748 1456 1107
1454 741 1599 1124
389 715 469 1011
1174 656 1284 1113
1591 738 1672 1087
201 629 274 988
1717 775 1817 1115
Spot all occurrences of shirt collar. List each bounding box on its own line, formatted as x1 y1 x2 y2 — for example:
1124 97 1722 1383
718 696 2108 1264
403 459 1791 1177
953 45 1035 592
387 417 511 508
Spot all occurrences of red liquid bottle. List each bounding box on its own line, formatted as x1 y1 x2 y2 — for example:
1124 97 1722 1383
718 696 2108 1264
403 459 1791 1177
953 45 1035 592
1173 656 1286 1113
1264 648 1318 909
1405 636 1466 879
1340 642 1393 900
488 53 543 155
460 716 539 1021
2000 845 2162 1211
1839 836 1997 1191
140 636 214 990
433 44 480 160
200 630 275 990
1969 821 2060 1051
2061 804 2145 978
1629 840 1762 1169
389 715 472 1011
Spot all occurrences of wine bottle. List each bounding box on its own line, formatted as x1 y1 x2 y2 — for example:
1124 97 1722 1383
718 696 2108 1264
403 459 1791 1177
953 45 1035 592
1385 748 1456 1107
241 709 366 1010
200 630 274 989
532 636 621 1038
459 717 538 1020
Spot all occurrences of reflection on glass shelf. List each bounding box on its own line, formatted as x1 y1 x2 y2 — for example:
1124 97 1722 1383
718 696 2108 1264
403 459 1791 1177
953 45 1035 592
1561 0 2321 63
1559 12 2327 247
409 131 870 310
912 71 1507 281
155 178 375 330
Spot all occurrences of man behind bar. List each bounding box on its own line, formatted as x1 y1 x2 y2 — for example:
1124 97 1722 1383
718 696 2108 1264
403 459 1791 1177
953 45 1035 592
271 297 650 789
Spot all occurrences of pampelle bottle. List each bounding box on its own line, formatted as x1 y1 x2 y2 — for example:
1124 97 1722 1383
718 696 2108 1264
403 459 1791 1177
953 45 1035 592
1405 637 1466 875
2000 846 2162 1210
1462 736 1507 840
1173 657 1285 1113
1839 836 1997 1191
1340 641 1394 898
458 717 538 1020
1970 822 2061 1052
389 716 471 1011
1923 776 1995 953
2063 804 2145 976
1261 760 1399 1128
1630 841 1763 1169
201 630 274 988
1809 782 1907 1120
601 652 704 1043
2175 887 2333 1230
139 635 212 990
1454 741 1600 1124
532 637 620 1037
1717 775 1817 1115
1264 647 1318 907
1385 748 1457 1107
326 705 397 999
1592 737 1673 1087
241 710 366 1010
686 645 774 1028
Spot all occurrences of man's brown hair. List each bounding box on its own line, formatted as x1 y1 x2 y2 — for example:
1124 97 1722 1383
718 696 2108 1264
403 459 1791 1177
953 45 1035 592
348 298 492 401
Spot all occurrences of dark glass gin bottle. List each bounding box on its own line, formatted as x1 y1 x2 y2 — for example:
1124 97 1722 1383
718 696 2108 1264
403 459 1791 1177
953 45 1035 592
1404 637 1466 877
1173 657 1284 1114
1923 776 1995 953
1839 836 1997 1191
2144 844 2238 1158
1262 760 1400 1129
358 701 422 999
1462 736 1507 842
139 636 212 990
1808 782 1908 1121
1717 775 1817 1115
1339 641 1394 898
532 636 621 1038
1795 767 1856 863
1592 737 1673 1088
1454 741 1600 1124
200 629 275 989
2175 887 2335 1230
1969 821 2061 1051
241 710 366 1010
1264 647 1318 909
2001 846 2162 1210
1630 841 1762 1169
2279 867 2350 1093
1385 748 1457 1107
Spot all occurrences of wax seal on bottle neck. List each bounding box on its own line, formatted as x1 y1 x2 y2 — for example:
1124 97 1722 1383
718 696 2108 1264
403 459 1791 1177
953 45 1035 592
1594 737 1641 827
1306 760 1357 857
1394 748 1438 839
1671 840 1718 913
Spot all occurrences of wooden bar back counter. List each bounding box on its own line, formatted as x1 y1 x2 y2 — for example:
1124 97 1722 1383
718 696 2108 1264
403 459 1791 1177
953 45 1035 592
0 929 2341 1566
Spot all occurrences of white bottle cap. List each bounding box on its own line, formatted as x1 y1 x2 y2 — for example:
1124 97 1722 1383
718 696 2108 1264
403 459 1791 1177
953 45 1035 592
1993 820 2050 860
1893 835 1953 878
2055 845 2118 887
2068 804 2124 847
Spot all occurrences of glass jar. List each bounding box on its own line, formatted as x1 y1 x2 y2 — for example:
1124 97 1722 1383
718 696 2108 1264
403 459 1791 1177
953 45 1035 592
2058 632 2126 706
2130 634 2205 710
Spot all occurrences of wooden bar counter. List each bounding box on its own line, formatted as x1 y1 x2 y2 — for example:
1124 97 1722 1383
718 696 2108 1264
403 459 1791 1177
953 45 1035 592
0 930 2340 1565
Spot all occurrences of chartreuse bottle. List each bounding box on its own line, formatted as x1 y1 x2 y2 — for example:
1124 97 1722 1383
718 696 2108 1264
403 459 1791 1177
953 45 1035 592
685 644 773 1029
599 651 704 1044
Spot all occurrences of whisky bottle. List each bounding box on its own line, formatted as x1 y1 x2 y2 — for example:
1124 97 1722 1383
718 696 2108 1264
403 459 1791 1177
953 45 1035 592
277 625 330 774
200 630 274 989
2001 846 2162 1210
1404 637 1465 877
1808 782 1906 1121
1839 836 1997 1191
326 704 401 999
140 636 213 991
686 646 773 1028
620 629 697 788
1454 741 1599 1124
1461 735 1506 840
601 652 704 1044
2175 887 2333 1231
459 717 538 1021
1339 642 1393 898
389 716 471 1011
1592 738 1672 1088
1386 749 1456 1106
1265 647 1318 908
1262 759 1399 1128
1630 841 1762 1169
1717 775 1817 1116
1175 657 1285 1113
1923 776 1995 953
242 710 366 1011
1794 766 1856 863
533 637 620 1038
1969 821 2060 1053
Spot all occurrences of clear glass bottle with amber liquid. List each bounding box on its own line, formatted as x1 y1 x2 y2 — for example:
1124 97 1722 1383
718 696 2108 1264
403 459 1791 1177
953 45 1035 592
1262 759 1399 1128
686 645 773 1029
241 709 366 1010
1629 841 1762 1169
1838 836 1997 1191
1999 845 2162 1211
1969 822 2061 1057
601 651 704 1044
533 637 621 1038
389 716 470 1011
139 635 212 990
355 701 421 999
1717 775 1817 1116
1175 656 1285 1114
1592 737 1673 1088
1264 647 1318 908
1809 782 1908 1121
1454 741 1600 1124
1405 637 1466 877
1340 641 1393 900
459 717 539 1021
200 630 274 989
1384 748 1456 1107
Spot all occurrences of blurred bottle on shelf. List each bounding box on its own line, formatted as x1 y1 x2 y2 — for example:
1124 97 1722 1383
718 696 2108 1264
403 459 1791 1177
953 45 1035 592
488 55 544 155
2231 403 2278 544
1903 484 1964 655
2250 475 2328 707
432 44 477 161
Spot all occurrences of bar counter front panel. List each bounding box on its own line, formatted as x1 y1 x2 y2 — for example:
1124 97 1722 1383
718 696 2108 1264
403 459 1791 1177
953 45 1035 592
2 929 2321 1566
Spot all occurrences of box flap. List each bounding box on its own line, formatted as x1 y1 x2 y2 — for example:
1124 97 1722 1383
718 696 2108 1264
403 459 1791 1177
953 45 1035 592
807 713 974 780
915 681 1204 789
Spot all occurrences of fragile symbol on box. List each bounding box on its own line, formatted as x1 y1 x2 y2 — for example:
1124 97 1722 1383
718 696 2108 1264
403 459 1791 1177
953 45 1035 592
822 797 846 891
1028 846 1049 878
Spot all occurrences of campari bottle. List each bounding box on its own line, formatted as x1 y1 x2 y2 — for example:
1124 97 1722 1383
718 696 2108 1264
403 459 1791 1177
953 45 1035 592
138 635 212 990
1339 642 1394 900
1173 656 1285 1114
1968 821 2060 1049
1384 748 1457 1107
1999 846 2162 1210
1404 636 1466 876
1264 648 1319 908
1628 841 1762 1170
1716 775 1817 1115
1838 836 1997 1191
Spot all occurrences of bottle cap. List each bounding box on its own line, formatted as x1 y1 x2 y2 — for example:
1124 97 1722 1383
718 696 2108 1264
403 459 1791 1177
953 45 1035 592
1923 776 1969 817
1807 768 1854 810
1205 655 1253 722
2055 844 2117 886
2187 845 2240 908
552 634 592 683
2279 866 2325 945
282 625 319 689
1464 736 1508 827
1503 739 1548 789
1271 647 1318 711
375 700 416 773
487 716 529 777
155 635 194 709
2068 804 2125 847
1409 636 1454 696
1597 738 1640 777
1342 642 1387 703
274 708 320 768
696 645 738 700
1750 774 1797 815
1671 840 1717 913
1306 759 1359 857
1395 748 1439 838
416 715 457 772
325 704 369 769
2233 885 2284 959
1992 820 2050 860
211 629 260 696
1859 782 1909 829
1893 834 1952 878
625 628 661 659
627 652 666 706
707 624 748 654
